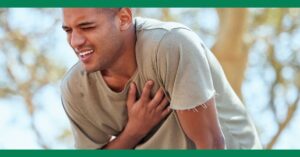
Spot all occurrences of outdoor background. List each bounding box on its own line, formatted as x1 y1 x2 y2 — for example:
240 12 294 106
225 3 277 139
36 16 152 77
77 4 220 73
0 8 299 149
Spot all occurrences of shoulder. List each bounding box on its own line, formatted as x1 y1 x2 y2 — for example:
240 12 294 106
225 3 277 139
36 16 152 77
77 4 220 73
156 25 206 62
135 17 204 55
135 17 202 62
135 17 189 32
135 17 194 43
160 27 203 50
61 62 85 99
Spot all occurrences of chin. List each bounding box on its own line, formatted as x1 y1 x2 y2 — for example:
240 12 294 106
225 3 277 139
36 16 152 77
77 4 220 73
82 64 100 73
85 68 99 73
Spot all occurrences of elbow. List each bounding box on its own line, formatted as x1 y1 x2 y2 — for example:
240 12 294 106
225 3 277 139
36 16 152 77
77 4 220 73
194 133 225 149
212 134 225 149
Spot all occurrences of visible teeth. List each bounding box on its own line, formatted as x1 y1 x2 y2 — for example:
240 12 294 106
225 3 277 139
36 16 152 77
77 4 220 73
79 50 93 56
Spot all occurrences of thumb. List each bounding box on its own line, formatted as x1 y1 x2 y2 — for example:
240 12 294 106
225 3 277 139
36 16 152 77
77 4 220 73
127 83 136 109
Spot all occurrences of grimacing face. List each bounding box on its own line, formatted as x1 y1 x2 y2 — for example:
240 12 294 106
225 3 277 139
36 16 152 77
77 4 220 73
62 8 124 73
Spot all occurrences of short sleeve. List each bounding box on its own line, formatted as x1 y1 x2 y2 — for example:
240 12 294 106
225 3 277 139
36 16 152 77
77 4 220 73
156 28 215 110
61 82 110 149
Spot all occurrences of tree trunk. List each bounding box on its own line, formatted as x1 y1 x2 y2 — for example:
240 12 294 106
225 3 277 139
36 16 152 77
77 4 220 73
212 8 249 100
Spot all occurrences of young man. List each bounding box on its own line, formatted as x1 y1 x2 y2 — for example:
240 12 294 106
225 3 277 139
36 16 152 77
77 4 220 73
61 8 261 149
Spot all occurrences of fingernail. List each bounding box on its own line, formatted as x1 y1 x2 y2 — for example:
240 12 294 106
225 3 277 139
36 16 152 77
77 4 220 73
160 87 164 92
148 80 154 86
130 83 134 89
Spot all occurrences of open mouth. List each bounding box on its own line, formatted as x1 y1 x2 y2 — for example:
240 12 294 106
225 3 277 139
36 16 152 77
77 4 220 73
78 50 94 62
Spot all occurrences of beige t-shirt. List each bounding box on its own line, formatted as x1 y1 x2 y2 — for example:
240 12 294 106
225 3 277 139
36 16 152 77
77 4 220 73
61 17 261 149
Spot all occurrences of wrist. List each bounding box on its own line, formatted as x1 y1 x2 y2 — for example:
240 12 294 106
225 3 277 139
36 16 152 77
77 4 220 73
123 125 145 142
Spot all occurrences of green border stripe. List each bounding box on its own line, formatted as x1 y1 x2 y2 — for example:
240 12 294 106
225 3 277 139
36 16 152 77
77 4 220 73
0 0 300 7
1 150 300 157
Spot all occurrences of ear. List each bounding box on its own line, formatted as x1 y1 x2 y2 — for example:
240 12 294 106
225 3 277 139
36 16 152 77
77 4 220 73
117 8 133 31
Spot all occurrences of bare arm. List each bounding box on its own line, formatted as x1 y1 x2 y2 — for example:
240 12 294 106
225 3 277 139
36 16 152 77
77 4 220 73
176 98 225 149
102 81 170 149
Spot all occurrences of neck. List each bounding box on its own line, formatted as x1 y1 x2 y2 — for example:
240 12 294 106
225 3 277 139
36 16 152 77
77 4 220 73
102 25 137 80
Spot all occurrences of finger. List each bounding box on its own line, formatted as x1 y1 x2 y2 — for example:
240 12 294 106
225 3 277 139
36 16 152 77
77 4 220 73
127 83 136 109
161 107 172 118
149 88 164 109
156 97 169 111
140 80 154 102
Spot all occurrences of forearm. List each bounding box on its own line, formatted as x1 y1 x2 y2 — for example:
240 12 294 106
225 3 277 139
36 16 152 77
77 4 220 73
101 126 144 149
176 98 225 149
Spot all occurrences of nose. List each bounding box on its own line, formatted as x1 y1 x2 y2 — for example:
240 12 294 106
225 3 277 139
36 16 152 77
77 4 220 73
69 31 85 49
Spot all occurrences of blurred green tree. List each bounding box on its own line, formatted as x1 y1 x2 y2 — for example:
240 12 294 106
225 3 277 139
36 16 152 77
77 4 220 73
0 8 70 149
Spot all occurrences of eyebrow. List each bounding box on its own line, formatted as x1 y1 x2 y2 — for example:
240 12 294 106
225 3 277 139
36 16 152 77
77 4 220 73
62 21 96 30
77 22 95 27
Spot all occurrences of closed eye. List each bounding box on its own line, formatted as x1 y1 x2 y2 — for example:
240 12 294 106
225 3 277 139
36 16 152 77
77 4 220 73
78 22 96 31
81 26 95 31
64 29 72 33
62 26 72 33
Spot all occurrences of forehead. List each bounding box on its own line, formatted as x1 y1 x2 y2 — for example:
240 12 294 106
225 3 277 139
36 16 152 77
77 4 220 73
63 8 102 24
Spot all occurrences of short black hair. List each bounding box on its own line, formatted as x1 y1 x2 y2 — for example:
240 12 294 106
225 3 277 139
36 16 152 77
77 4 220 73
97 8 121 18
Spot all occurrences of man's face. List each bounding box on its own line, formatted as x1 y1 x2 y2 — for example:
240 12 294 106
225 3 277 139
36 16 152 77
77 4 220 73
62 8 123 73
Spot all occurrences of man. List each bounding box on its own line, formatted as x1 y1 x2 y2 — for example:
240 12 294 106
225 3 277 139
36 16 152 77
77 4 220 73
61 8 261 149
